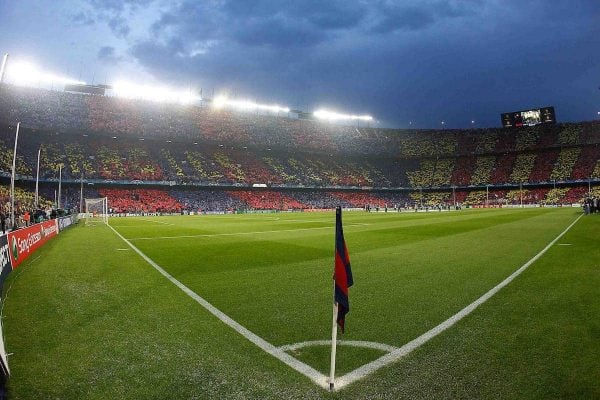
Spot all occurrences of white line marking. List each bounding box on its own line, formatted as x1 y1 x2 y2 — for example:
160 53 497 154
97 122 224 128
138 218 174 225
109 213 582 392
557 243 572 246
127 224 370 241
116 248 130 251
271 219 328 223
107 225 176 228
279 340 397 353
108 224 330 389
333 214 583 390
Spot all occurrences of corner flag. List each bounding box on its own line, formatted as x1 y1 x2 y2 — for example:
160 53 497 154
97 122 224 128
329 206 354 390
334 206 353 333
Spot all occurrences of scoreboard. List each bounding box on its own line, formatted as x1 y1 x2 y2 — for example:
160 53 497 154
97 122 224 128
501 106 555 128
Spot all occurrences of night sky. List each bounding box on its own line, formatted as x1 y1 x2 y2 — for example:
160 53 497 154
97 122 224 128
0 0 599 129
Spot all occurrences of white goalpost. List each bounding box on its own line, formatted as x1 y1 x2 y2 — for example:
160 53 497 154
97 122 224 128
84 197 109 225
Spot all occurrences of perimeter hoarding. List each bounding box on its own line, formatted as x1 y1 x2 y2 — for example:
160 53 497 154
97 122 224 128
0 235 11 375
7 220 59 270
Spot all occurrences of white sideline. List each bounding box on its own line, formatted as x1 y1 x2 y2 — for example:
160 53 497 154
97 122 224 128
334 213 584 390
108 224 330 389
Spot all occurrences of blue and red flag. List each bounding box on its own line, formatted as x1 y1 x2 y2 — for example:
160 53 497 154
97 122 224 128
334 206 353 333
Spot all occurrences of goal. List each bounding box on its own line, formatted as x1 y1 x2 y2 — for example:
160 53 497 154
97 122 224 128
85 197 109 226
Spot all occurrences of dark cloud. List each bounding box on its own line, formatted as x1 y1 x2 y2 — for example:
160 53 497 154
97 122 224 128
82 0 153 39
123 0 600 127
97 46 122 63
370 5 436 33
233 17 327 47
221 0 367 30
71 11 95 26
108 16 130 38
150 0 367 49
369 0 483 33
87 0 152 12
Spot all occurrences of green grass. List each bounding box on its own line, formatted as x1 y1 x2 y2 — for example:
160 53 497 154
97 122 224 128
2 208 599 399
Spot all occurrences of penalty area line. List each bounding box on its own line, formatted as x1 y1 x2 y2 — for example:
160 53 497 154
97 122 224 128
107 224 329 389
333 213 584 391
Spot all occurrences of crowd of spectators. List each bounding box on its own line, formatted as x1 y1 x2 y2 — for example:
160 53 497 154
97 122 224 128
3 84 600 160
0 184 57 230
331 192 388 208
98 188 182 213
451 156 475 186
550 148 580 182
2 184 599 217
529 150 559 183
290 191 353 209
571 146 600 180
170 190 245 212
1 84 600 205
228 190 307 210
509 153 537 183
470 156 495 185
2 122 599 191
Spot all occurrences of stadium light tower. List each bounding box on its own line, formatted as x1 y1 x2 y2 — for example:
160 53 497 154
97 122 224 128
35 147 41 208
0 53 8 99
452 186 456 207
57 164 62 209
10 123 20 229
80 170 84 214
0 54 8 85
519 181 523 208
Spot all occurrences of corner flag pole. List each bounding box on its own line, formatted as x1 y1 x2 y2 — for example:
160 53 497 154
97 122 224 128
329 281 338 391
329 206 353 391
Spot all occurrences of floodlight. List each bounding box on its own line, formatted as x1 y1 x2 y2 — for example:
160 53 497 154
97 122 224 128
7 61 84 86
313 109 373 121
213 95 228 109
211 95 289 113
111 80 201 104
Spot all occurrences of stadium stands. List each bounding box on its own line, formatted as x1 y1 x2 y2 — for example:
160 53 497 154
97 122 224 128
228 190 307 210
98 188 182 213
1 83 599 212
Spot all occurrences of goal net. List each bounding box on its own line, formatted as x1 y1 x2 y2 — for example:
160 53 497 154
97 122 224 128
85 197 108 225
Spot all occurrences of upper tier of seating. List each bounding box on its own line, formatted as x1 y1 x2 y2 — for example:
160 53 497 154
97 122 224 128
2 84 600 159
1 84 599 190
1 126 598 189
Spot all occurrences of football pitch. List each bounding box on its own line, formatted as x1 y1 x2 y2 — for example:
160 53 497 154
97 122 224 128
3 208 599 399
